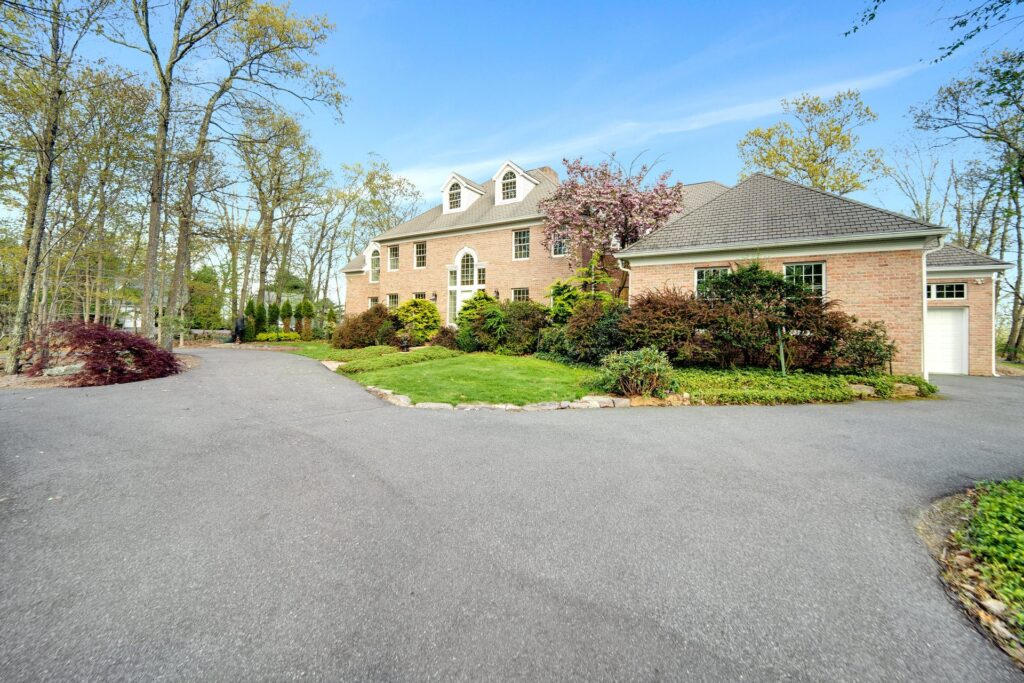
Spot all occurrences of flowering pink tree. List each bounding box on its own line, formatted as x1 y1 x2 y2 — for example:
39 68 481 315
539 156 686 280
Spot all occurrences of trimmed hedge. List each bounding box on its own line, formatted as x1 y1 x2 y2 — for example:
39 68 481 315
255 331 300 342
394 299 442 345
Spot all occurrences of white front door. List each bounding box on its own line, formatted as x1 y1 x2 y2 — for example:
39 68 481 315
926 307 968 375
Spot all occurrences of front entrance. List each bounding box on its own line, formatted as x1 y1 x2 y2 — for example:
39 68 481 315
926 307 968 375
447 249 486 325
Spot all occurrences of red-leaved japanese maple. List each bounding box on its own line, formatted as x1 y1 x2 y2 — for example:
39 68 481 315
42 321 182 386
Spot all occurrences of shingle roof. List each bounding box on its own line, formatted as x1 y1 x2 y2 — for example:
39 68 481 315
927 243 1012 269
617 173 949 257
339 168 729 274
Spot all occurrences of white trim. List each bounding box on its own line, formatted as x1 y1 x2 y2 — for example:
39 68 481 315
364 242 382 283
783 261 826 298
615 230 947 263
550 239 568 258
992 276 998 376
927 268 1002 279
925 306 970 375
376 215 543 244
413 241 427 269
386 244 399 272
926 282 967 300
921 242 944 381
512 228 531 261
694 266 730 293
927 263 1012 273
492 161 538 206
490 160 538 185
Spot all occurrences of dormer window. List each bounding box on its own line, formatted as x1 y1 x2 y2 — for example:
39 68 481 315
449 183 461 210
369 249 380 282
501 171 516 200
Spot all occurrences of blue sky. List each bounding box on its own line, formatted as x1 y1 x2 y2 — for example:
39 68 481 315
288 0 1008 213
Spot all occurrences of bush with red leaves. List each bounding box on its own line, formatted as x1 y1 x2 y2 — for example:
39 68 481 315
43 321 182 386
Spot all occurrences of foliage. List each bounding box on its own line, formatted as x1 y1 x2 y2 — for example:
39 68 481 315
429 326 459 350
352 353 597 406
957 479 1024 630
254 301 268 334
675 368 855 404
548 280 583 325
297 298 315 341
394 299 442 345
455 292 550 354
840 373 937 398
594 347 680 398
331 304 395 349
737 90 887 194
255 331 300 342
564 299 626 364
831 320 897 373
329 345 398 362
36 321 181 387
339 346 462 374
243 299 257 342
280 300 294 332
619 289 711 363
538 155 686 282
186 265 224 329
268 302 280 328
455 290 499 351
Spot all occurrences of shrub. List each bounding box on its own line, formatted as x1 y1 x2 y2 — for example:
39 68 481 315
453 292 550 354
254 302 267 334
619 289 711 363
548 279 583 324
832 320 897 373
331 345 399 362
297 299 315 341
594 347 679 397
394 299 442 345
255 331 300 342
243 299 257 342
42 321 182 387
537 324 573 361
430 325 459 349
564 299 625 364
332 304 395 349
339 346 462 373
267 302 280 329
500 300 550 354
280 300 293 333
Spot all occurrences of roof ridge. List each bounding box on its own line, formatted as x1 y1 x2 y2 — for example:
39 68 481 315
747 172 949 232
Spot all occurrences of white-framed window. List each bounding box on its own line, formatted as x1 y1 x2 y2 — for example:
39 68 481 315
449 182 461 210
477 268 486 285
448 269 457 287
413 292 426 300
784 262 825 297
501 170 516 200
414 242 426 268
369 249 380 282
551 239 567 257
368 296 379 308
513 229 530 259
448 291 457 325
387 293 398 310
460 253 476 285
388 245 399 271
695 266 730 296
512 288 529 302
927 282 966 300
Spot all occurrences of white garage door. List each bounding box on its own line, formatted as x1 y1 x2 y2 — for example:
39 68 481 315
926 307 968 375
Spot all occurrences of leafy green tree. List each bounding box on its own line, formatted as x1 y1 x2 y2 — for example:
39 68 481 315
254 301 267 334
243 299 257 341
737 90 886 195
187 265 224 329
267 301 280 329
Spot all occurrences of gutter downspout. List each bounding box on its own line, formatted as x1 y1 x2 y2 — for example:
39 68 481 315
922 238 945 381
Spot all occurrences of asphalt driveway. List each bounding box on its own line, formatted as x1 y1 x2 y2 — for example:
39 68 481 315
1 347 1022 681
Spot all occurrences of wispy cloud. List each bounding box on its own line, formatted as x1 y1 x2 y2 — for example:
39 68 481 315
397 63 926 193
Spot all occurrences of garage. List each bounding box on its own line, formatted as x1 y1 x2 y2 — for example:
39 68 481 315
926 307 968 375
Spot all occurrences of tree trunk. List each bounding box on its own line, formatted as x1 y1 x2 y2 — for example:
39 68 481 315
140 77 173 340
4 15 62 375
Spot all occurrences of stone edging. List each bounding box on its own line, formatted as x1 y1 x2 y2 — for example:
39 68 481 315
363 385 637 411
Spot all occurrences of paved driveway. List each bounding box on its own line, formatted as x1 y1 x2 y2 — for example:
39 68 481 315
1 348 1022 680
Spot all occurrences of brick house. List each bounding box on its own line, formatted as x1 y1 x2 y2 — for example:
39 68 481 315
342 162 1011 377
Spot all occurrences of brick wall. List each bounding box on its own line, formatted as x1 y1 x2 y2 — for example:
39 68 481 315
344 223 577 322
927 275 995 376
628 249 926 375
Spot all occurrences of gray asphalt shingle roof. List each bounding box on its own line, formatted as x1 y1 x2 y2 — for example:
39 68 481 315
617 173 949 257
340 170 729 274
927 243 1012 269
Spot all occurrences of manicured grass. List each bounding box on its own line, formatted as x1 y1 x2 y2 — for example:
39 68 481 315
254 341 400 362
957 480 1024 634
352 353 598 405
339 347 462 373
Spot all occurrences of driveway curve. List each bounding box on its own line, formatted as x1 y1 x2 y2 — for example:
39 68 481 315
1 347 1022 680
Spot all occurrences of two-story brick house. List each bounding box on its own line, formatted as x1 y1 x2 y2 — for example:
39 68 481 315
342 161 1011 377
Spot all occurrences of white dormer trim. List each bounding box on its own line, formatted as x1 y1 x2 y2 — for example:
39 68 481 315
363 242 382 282
492 161 538 206
441 173 484 214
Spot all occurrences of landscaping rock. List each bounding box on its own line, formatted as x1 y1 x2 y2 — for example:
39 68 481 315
848 383 876 399
42 362 84 377
386 394 412 407
664 393 690 406
893 382 920 398
611 397 631 408
559 401 570 409
320 360 342 372
522 401 562 411
629 396 661 407
580 395 615 408
954 553 975 568
982 599 1009 617
414 402 454 410
991 620 1016 641
568 400 599 409
503 404 523 412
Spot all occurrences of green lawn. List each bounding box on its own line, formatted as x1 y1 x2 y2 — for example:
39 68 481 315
352 353 598 406
258 341 401 362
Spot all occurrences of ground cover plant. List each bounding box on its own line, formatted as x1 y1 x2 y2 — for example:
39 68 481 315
352 353 597 406
339 346 462 374
672 369 936 404
255 331 301 342
27 321 182 387
958 480 1024 635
